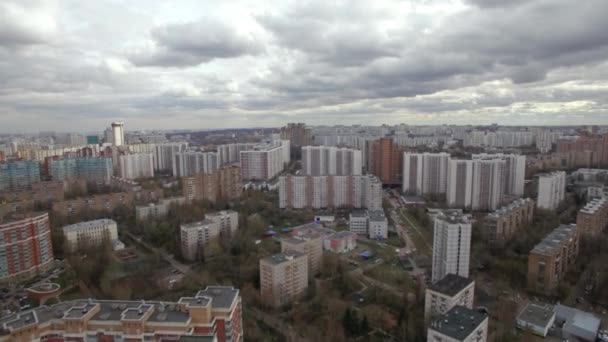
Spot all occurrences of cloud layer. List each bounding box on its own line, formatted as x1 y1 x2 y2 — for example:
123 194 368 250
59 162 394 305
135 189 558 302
1 0 608 132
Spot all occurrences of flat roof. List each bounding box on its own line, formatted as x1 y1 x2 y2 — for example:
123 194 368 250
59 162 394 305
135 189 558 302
517 302 555 329
435 211 470 224
261 251 306 265
350 210 368 218
430 306 488 340
282 237 307 245
181 219 215 229
368 210 386 221
531 224 577 256
197 286 239 309
429 274 474 296
63 219 116 233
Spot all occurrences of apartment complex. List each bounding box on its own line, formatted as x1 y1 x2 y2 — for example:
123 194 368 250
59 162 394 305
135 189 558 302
217 143 255 165
537 171 566 210
464 130 534 148
119 153 154 180
0 212 54 284
576 198 608 236
473 153 526 197
424 274 475 320
432 212 472 283
182 166 242 203
50 157 113 185
484 198 535 245
279 175 382 210
447 158 504 211
0 286 243 342
52 192 135 217
0 160 41 191
427 306 489 342
527 224 579 295
180 211 239 261
240 140 290 181
154 142 188 172
370 138 403 185
402 152 450 195
135 196 186 222
280 122 312 147
62 219 119 252
281 229 323 276
0 180 68 214
173 151 219 177
259 251 308 308
301 146 362 176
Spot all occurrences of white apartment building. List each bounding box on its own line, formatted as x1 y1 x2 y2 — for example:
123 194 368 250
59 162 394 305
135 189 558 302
447 158 506 211
180 219 220 261
403 152 450 195
425 274 475 320
206 210 239 235
472 153 525 197
349 211 370 235
464 130 534 148
63 219 119 251
111 122 125 147
447 159 473 209
217 143 256 165
432 212 472 283
173 151 219 177
535 128 560 153
135 196 186 222
348 209 388 239
301 146 362 176
537 171 566 210
154 142 188 172
240 140 290 181
427 306 489 342
119 153 154 180
279 175 382 210
259 251 308 308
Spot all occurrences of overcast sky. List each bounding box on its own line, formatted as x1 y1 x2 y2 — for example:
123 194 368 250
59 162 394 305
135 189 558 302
1 0 608 133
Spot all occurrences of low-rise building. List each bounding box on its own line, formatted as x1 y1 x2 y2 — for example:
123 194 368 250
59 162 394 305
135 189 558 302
527 224 579 295
180 219 220 261
52 192 135 217
62 219 121 252
516 302 556 337
555 304 601 342
348 209 388 239
259 251 308 308
135 196 186 222
484 198 535 246
0 286 243 342
427 306 489 342
349 210 369 235
576 197 608 236
324 231 357 253
424 274 475 321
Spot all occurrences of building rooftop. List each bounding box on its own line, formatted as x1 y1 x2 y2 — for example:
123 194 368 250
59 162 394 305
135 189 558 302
530 224 577 256
428 274 474 297
261 251 306 265
181 219 215 230
282 237 307 245
516 302 555 330
63 219 116 233
197 286 240 309
350 210 368 218
435 211 471 224
368 210 386 222
206 210 238 218
292 222 333 237
580 198 607 214
556 304 601 340
429 306 488 340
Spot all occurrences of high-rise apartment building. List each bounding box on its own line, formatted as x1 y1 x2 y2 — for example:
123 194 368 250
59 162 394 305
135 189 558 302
260 251 308 308
403 152 450 195
119 153 154 180
0 160 41 191
0 212 54 284
240 141 290 181
576 197 608 236
206 210 239 236
217 143 256 165
281 227 324 275
432 212 472 283
0 286 243 342
370 138 403 185
62 219 119 252
111 121 125 147
470 158 506 211
50 157 113 185
528 224 579 295
473 153 526 197
154 142 188 172
446 159 473 208
484 198 535 246
424 274 475 320
427 306 489 342
280 123 312 147
182 166 242 203
301 146 362 176
537 171 566 210
173 151 219 177
279 175 382 210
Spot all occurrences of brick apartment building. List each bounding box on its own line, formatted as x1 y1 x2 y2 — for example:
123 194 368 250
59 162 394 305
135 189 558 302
484 198 535 246
527 224 579 295
259 251 308 308
281 224 324 276
370 138 403 185
182 166 242 204
0 286 242 342
52 192 135 217
576 197 608 236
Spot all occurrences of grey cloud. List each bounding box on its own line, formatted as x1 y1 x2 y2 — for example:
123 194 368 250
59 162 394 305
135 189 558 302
0 1 56 46
129 18 264 67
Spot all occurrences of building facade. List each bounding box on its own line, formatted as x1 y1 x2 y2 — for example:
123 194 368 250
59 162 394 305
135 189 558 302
154 142 188 172
182 166 242 204
527 224 579 295
425 274 475 320
280 123 312 147
403 152 450 196
119 153 154 180
111 121 125 146
0 160 41 191
180 219 220 261
135 196 186 222
484 198 535 246
576 197 608 236
370 138 403 185
432 212 472 283
537 171 566 210
52 192 135 217
279 175 382 210
0 286 243 342
323 231 357 253
206 210 239 236
0 212 54 284
301 146 362 176
217 143 256 165
62 219 119 252
173 151 219 177
50 157 113 185
259 251 308 308
240 141 290 181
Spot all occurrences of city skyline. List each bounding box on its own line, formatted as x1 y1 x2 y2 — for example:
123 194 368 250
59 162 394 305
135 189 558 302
2 0 608 133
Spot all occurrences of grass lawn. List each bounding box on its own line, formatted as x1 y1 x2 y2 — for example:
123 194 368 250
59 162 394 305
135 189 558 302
364 262 409 289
